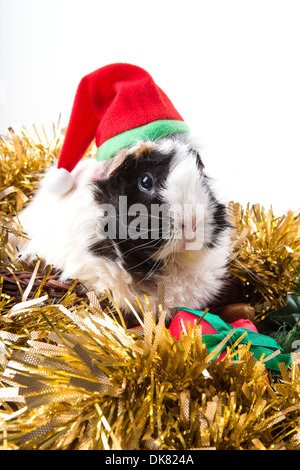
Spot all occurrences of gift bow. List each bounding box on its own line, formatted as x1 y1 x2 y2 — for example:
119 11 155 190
175 308 291 372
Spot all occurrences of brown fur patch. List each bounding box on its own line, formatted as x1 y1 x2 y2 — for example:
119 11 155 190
103 142 154 178
134 142 154 159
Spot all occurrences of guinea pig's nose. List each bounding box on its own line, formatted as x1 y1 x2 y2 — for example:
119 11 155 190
192 216 197 233
181 217 198 243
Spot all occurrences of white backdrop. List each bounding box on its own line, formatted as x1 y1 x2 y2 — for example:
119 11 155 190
1 0 299 211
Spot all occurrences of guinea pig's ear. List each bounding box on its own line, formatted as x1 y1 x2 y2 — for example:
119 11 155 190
92 149 128 181
92 162 107 180
196 151 205 170
105 148 128 178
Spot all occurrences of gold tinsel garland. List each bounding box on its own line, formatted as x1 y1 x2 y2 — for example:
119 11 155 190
229 202 300 319
0 126 300 450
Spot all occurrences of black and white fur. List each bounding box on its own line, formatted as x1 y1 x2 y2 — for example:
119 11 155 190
17 134 232 321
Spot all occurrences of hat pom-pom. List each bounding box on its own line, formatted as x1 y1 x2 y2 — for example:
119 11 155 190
42 167 74 196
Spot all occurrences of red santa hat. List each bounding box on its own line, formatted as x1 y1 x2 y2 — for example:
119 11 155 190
45 63 189 195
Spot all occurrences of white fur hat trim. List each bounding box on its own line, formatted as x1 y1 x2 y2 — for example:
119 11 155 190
42 167 74 196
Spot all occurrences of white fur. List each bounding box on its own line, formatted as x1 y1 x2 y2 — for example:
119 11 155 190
153 137 232 315
17 137 231 320
18 159 133 308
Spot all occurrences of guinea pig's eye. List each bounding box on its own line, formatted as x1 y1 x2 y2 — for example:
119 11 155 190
138 172 154 193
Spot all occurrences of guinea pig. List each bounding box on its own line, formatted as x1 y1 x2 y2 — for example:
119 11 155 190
16 133 232 322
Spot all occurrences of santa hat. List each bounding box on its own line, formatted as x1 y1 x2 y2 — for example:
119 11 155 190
45 63 189 195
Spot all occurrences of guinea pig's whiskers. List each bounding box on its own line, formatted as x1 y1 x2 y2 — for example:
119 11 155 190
121 235 162 257
139 258 162 283
126 230 175 273
126 241 163 274
228 254 262 283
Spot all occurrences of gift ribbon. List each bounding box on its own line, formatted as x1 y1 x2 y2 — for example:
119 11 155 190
175 308 291 372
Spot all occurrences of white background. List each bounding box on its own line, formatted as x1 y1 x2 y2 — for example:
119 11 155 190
0 0 299 211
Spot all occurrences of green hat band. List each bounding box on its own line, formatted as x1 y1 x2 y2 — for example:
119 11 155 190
96 119 190 162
